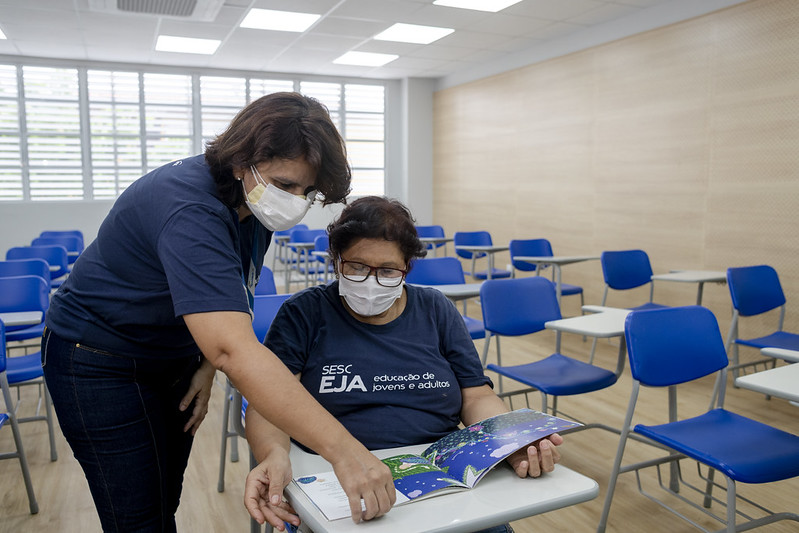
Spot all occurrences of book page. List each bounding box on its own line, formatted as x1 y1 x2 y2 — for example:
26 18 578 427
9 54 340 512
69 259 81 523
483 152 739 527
293 472 362 521
382 453 468 504
422 408 581 488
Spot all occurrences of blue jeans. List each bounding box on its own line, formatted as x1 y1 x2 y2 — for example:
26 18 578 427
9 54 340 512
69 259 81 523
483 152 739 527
42 329 202 532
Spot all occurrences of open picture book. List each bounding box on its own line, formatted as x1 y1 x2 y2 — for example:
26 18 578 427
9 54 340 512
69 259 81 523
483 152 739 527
292 408 581 521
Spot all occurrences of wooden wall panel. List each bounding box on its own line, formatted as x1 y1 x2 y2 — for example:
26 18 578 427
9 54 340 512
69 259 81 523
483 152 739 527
433 0 799 335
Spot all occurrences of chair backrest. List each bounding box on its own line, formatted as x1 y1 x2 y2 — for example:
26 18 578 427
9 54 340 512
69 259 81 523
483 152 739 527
40 230 84 248
6 245 69 278
254 266 277 296
274 224 308 240
601 249 654 290
480 277 561 336
405 257 466 285
0 259 51 286
509 239 553 273
453 231 492 259
32 235 83 254
416 225 446 249
0 275 50 314
289 228 325 246
727 265 786 317
624 306 728 387
252 293 292 343
313 234 329 253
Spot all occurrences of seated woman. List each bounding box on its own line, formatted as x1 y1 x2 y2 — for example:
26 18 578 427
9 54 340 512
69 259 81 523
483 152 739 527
244 196 563 532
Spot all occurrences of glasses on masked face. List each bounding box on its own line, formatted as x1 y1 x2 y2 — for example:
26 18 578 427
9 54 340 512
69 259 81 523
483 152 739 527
339 259 408 287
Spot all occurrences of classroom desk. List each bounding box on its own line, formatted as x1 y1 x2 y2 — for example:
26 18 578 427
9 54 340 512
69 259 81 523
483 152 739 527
311 250 331 284
285 443 598 533
286 242 318 291
271 234 291 273
549 307 681 492
650 270 726 305
454 245 509 280
760 347 799 363
513 255 599 305
419 237 453 257
735 363 799 404
410 282 483 302
0 311 43 327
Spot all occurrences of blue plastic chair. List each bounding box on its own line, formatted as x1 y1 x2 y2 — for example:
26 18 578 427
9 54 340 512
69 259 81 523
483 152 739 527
1 320 39 514
39 229 84 248
6 244 70 288
312 234 333 284
406 257 485 340
509 238 584 303
481 277 623 419
218 293 291 495
416 225 448 255
271 223 308 273
0 274 49 344
254 266 277 296
288 228 327 290
591 249 668 359
598 306 799 533
32 235 83 265
453 231 511 280
0 284 58 462
725 265 799 378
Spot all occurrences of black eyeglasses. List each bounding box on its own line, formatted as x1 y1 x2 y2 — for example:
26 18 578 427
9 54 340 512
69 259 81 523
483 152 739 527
339 259 407 287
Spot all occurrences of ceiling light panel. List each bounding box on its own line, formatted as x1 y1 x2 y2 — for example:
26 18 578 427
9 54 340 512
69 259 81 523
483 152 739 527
240 8 320 32
433 0 523 13
374 23 454 45
155 35 220 54
333 51 398 67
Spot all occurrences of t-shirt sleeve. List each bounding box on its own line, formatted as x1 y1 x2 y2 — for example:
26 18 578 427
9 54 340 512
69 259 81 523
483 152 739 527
157 205 250 318
264 294 315 374
432 291 494 390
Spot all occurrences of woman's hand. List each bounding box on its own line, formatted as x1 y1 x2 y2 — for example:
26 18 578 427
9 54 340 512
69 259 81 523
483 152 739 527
179 357 216 435
506 433 564 478
244 449 299 531
329 447 396 523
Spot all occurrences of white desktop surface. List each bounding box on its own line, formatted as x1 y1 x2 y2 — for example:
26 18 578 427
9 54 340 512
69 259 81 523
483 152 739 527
760 347 799 363
651 270 726 283
512 255 600 266
546 308 630 338
0 310 43 327
286 443 598 533
411 282 482 301
735 363 799 403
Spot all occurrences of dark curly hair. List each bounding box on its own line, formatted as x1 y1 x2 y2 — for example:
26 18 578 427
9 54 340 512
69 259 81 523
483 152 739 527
205 92 351 208
327 196 427 268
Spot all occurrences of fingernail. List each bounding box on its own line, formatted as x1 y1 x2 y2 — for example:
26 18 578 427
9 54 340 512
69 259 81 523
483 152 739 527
271 495 280 505
540 441 549 449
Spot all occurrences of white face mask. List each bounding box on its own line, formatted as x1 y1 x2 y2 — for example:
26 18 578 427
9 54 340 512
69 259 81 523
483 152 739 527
338 275 404 317
243 165 315 231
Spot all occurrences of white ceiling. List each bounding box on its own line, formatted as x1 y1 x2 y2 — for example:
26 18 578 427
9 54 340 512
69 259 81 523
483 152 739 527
0 0 730 82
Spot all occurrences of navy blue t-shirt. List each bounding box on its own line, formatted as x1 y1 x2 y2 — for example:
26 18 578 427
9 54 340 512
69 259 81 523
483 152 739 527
46 155 271 359
265 282 493 450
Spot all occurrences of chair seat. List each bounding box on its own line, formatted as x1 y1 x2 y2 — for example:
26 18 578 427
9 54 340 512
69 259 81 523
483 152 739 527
462 315 485 340
635 408 799 484
473 268 512 280
629 302 668 311
558 283 583 296
6 353 44 383
736 330 799 351
4 323 45 343
487 352 618 396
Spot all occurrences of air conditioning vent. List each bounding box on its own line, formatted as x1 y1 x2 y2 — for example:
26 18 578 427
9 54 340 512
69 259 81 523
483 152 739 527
118 0 197 17
88 0 224 21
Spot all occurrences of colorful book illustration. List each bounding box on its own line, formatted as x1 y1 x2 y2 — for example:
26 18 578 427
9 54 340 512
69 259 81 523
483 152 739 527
292 408 581 521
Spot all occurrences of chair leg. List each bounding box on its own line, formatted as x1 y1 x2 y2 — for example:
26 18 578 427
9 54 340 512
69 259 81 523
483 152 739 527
44 384 57 461
725 477 737 533
3 379 38 514
218 381 234 493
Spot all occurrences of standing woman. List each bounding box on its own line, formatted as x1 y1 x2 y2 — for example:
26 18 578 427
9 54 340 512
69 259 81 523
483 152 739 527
42 92 394 532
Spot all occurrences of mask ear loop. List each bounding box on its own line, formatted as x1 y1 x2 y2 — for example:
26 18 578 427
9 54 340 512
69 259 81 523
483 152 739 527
250 165 268 187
